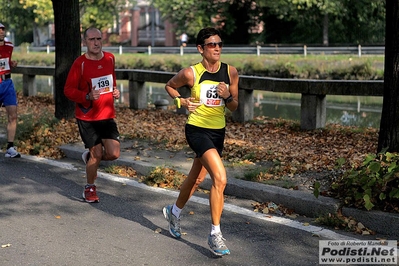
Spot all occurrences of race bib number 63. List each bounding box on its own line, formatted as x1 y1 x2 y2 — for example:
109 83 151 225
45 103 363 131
199 84 228 107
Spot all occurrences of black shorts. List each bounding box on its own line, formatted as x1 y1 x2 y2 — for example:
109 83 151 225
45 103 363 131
185 124 225 158
77 119 120 149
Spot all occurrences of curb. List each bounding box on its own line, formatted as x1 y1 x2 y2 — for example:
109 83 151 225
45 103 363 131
59 143 399 238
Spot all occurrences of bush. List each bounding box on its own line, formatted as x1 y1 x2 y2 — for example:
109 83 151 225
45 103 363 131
330 150 399 213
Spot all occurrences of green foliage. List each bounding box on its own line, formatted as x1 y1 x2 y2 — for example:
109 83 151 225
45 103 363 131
19 43 31 54
20 0 54 25
152 0 222 38
12 108 59 155
297 64 320 79
265 62 297 78
331 150 399 212
1 0 386 47
79 0 137 31
313 181 321 198
16 110 58 142
108 33 120 45
1 0 36 45
243 152 256 161
241 167 297 189
14 52 55 66
328 62 376 80
243 168 265 182
151 0 275 44
162 60 184 72
12 52 385 80
315 213 347 229
241 61 267 76
104 165 119 174
261 0 385 44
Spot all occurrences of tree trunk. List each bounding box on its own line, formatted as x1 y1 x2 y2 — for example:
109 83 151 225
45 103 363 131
51 0 80 120
378 1 399 152
33 22 40 46
322 13 329 46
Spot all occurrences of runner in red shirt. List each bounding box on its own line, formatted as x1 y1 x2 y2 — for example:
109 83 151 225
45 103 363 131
0 23 20 158
64 27 121 203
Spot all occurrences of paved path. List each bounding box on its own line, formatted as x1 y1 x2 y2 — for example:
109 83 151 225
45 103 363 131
0 152 375 266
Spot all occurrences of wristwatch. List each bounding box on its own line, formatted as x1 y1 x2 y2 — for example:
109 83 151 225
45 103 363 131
224 95 233 104
86 93 90 101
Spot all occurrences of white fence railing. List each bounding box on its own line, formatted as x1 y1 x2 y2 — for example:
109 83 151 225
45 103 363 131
17 45 385 57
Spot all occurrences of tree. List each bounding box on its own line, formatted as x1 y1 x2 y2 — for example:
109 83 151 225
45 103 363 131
80 0 136 31
217 1 264 45
152 0 219 38
378 1 399 152
6 0 133 45
152 0 263 44
258 0 331 45
20 0 54 45
51 0 80 119
0 0 36 45
258 0 385 45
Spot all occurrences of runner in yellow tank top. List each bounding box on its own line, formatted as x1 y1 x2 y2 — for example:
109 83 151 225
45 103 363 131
163 27 239 256
187 61 231 129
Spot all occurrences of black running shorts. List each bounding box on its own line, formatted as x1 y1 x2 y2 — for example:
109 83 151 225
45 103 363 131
77 118 120 149
185 124 225 158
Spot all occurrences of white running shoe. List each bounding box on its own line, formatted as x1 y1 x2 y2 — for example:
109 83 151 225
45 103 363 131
163 205 181 238
5 147 21 158
208 232 230 256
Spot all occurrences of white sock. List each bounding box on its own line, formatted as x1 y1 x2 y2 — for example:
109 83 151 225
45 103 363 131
172 204 182 218
211 224 221 235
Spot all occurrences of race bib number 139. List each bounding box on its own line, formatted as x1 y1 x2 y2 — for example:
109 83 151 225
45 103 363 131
91 74 114 94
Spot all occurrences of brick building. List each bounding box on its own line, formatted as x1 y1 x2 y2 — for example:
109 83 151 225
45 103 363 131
117 0 177 47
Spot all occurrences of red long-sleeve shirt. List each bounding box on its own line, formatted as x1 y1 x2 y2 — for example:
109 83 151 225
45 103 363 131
64 51 117 121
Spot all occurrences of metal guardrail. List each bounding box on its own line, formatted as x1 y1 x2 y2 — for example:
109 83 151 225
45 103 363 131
17 45 385 56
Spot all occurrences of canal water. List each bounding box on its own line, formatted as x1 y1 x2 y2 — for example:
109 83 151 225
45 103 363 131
13 75 382 129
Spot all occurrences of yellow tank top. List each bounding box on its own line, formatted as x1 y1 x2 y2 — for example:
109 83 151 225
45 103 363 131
186 62 231 129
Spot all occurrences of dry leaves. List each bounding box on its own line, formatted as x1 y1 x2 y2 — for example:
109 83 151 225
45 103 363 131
140 166 187 188
9 93 378 180
252 201 297 217
105 165 137 178
315 212 375 235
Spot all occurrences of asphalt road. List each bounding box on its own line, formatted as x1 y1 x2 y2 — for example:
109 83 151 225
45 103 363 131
0 154 389 266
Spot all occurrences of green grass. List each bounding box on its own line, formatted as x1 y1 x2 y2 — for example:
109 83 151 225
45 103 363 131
12 52 385 80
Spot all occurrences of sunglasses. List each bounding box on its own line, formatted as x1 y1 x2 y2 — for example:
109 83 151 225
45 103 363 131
202 42 223 48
